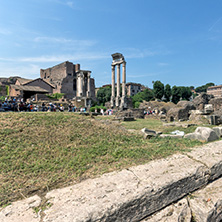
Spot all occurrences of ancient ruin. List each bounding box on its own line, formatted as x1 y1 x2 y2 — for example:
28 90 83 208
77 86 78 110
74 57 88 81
110 53 127 109
40 61 96 107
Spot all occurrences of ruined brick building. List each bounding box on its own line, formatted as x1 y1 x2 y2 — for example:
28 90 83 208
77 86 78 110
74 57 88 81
40 61 95 106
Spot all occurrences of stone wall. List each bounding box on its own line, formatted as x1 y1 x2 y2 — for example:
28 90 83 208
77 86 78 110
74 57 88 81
0 85 7 96
166 101 196 122
209 97 222 111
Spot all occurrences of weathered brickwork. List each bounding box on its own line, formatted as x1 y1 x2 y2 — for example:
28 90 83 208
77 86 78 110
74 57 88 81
40 61 96 102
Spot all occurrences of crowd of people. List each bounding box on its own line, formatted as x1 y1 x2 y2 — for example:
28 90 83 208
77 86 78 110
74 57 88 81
0 98 82 112
0 97 116 115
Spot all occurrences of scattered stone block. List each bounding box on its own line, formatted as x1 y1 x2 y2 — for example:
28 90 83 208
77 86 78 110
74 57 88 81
213 127 222 138
184 127 219 142
141 128 157 139
160 134 183 139
204 104 214 114
184 132 206 142
195 127 219 142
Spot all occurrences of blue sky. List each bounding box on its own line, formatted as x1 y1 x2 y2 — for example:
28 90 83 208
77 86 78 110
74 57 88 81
0 0 222 88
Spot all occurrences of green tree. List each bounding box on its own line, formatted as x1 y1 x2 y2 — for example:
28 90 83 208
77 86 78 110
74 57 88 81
132 89 154 107
96 86 111 106
153 80 164 100
171 86 181 104
179 87 192 100
164 84 171 102
5 85 9 96
195 82 215 93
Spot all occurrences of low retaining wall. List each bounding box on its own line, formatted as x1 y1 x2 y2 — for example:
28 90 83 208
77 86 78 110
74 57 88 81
1 141 222 222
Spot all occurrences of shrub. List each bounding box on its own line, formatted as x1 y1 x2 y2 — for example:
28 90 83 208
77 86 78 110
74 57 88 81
134 101 141 108
90 106 107 113
46 93 65 100
90 107 95 112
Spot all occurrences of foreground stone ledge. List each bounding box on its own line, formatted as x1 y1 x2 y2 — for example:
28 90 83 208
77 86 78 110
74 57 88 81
43 154 209 222
0 195 41 222
142 178 222 222
187 140 222 180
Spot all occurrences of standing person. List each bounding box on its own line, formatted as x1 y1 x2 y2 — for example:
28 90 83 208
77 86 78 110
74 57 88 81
42 102 46 111
30 103 33 112
100 108 104 115
59 104 64 112
68 104 72 112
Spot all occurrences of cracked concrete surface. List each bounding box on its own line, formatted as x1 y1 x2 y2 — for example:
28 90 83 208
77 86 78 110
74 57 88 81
0 140 222 222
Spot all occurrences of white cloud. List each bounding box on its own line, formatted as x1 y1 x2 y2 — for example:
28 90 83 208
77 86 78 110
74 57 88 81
208 17 222 32
47 0 77 9
128 73 160 78
123 47 171 59
0 28 12 35
66 1 74 8
0 64 40 78
0 52 109 63
33 36 96 47
157 62 169 66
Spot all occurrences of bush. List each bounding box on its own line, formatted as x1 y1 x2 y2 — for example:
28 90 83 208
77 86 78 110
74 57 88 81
46 93 65 100
90 106 107 113
134 101 141 108
90 107 95 112
0 96 6 102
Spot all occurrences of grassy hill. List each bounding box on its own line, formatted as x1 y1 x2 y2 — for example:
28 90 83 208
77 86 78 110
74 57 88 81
0 112 202 207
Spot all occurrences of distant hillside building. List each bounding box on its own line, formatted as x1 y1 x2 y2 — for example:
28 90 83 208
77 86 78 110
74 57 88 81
101 82 148 97
126 82 142 97
207 85 222 97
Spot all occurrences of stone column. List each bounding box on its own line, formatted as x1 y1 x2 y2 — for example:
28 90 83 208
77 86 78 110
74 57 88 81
120 62 127 109
111 65 115 107
77 73 83 97
87 72 91 97
116 64 120 107
122 62 126 97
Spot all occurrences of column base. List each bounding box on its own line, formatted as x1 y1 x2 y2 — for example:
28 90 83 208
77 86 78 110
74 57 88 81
120 96 128 109
110 96 115 108
115 96 120 107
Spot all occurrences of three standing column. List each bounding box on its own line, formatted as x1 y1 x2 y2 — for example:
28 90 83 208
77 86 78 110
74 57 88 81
111 61 126 108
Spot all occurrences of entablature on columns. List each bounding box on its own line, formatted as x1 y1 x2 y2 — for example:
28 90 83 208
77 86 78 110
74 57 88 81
112 61 126 66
